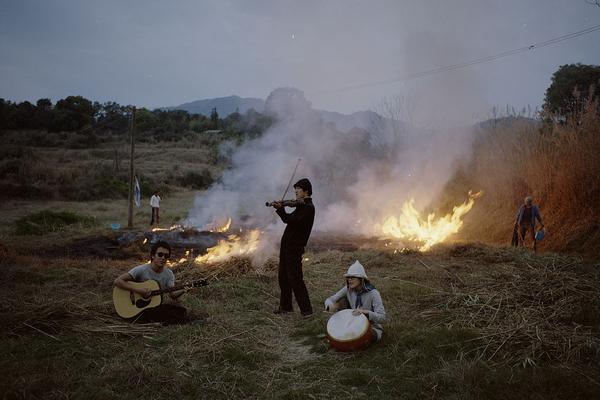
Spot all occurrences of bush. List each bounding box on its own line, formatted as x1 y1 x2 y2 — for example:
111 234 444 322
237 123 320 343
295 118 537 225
178 169 213 189
14 210 97 235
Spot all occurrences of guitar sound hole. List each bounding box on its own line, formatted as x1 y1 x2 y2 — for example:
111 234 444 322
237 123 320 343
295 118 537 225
136 299 151 308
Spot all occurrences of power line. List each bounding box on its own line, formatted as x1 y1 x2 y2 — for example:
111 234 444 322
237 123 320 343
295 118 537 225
311 23 600 95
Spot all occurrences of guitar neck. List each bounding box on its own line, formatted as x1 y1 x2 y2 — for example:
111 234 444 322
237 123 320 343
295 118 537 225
150 280 206 296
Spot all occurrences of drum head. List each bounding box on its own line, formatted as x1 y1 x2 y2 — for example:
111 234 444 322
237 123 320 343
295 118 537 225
327 309 369 341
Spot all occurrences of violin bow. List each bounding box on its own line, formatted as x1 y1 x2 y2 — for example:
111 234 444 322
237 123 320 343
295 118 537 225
280 158 302 202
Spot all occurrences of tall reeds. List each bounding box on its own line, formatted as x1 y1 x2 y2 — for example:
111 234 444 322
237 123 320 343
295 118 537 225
449 97 599 253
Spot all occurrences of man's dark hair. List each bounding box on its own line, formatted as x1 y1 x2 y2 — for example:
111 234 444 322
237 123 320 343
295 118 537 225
150 240 171 257
294 178 312 196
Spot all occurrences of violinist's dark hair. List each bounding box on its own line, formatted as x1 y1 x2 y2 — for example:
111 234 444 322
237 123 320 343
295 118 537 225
294 178 312 196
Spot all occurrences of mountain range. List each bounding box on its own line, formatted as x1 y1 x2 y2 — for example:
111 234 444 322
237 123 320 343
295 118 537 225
166 95 538 133
165 95 387 132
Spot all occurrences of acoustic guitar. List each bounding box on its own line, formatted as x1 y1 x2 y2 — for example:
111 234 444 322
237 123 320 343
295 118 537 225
113 279 208 318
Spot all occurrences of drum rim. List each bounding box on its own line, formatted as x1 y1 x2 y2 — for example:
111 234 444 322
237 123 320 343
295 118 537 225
327 310 371 343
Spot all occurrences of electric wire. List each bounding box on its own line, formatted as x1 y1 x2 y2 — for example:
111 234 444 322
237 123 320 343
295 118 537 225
311 24 600 95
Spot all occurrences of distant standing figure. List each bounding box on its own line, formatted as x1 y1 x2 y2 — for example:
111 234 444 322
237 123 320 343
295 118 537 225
150 191 161 226
514 196 544 251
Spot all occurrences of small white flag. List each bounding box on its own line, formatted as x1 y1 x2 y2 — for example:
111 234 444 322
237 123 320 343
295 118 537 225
134 176 141 207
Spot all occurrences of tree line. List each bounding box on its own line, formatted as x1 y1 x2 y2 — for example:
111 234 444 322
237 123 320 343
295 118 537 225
0 96 273 141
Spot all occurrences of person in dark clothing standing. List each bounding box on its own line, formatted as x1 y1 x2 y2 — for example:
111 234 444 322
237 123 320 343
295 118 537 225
514 195 545 251
272 178 315 316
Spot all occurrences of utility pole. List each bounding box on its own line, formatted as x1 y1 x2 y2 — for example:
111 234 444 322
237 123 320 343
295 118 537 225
127 107 136 229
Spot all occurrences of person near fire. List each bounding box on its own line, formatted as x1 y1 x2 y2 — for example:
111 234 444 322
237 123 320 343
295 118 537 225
113 240 192 324
272 178 315 316
514 195 545 251
150 190 161 226
324 260 386 344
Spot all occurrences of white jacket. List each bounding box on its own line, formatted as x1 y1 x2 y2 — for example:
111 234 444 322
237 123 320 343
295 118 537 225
150 195 161 208
325 285 386 339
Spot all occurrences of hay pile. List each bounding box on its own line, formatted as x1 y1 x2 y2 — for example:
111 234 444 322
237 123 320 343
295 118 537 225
421 255 600 366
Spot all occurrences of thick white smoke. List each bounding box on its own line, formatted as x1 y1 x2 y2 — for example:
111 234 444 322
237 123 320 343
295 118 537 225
185 87 475 257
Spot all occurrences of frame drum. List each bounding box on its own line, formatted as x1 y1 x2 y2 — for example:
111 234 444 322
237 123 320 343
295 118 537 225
327 309 374 351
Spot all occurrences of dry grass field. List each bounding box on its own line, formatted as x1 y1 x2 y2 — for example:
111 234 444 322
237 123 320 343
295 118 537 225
1 224 599 399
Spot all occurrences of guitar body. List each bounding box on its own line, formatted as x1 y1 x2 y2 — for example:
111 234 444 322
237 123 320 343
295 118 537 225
113 280 162 318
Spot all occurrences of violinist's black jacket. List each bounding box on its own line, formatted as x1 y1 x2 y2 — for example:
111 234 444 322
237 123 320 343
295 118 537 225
276 198 315 251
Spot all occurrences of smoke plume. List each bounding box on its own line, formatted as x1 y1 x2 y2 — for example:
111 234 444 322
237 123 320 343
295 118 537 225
185 87 475 258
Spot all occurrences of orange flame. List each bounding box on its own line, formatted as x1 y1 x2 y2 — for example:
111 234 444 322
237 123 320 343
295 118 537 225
151 224 182 232
195 229 261 264
381 191 482 251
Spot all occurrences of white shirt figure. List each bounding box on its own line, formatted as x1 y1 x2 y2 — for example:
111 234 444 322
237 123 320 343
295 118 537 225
150 194 161 208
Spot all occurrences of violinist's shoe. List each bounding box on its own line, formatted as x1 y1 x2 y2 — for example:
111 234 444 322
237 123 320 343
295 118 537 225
273 308 292 315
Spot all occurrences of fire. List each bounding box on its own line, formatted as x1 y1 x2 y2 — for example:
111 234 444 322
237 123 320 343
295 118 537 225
206 218 232 233
381 191 482 251
151 224 182 232
195 229 261 264
216 218 232 233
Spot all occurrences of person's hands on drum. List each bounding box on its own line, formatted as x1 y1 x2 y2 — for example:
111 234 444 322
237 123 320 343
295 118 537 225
324 299 334 313
352 308 369 316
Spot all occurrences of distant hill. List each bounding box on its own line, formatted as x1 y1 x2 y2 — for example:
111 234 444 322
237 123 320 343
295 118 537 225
166 95 399 131
166 95 265 116
319 109 395 132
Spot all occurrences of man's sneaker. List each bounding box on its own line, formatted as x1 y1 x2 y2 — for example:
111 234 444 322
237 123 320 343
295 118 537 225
273 308 292 315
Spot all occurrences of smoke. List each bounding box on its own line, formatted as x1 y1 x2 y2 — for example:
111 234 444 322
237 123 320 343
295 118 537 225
185 87 475 258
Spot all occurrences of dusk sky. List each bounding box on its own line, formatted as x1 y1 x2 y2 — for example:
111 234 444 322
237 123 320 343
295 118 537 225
1 0 599 119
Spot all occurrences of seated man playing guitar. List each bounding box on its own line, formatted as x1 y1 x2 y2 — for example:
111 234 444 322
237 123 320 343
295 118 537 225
113 240 191 324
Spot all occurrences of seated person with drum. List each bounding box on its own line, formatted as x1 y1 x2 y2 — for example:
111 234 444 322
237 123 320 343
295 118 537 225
324 261 386 350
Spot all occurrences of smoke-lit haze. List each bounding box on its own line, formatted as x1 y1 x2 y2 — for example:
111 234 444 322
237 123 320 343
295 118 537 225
1 0 598 258
185 87 475 260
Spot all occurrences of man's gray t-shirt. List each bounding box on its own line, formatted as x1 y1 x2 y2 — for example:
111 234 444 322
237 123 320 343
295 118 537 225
128 263 174 290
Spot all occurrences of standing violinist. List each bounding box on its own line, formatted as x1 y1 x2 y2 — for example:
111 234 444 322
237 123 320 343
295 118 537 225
271 178 315 316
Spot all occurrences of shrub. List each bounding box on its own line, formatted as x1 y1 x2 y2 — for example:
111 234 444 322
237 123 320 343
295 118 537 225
14 210 97 235
178 169 213 189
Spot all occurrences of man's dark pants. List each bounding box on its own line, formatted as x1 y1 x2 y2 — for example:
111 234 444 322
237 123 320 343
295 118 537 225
278 248 312 314
150 207 160 225
134 304 187 325
519 224 537 251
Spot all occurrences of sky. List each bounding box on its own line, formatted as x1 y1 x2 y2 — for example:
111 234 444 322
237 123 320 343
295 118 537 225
1 0 599 119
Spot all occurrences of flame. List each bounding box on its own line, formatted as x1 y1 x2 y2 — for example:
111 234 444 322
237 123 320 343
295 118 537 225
216 218 232 233
152 224 182 232
207 218 232 233
381 191 482 251
195 229 261 264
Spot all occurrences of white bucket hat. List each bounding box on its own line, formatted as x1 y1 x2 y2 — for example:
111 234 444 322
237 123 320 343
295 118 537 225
344 260 368 279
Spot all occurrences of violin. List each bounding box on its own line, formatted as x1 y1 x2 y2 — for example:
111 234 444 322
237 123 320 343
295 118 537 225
265 199 305 208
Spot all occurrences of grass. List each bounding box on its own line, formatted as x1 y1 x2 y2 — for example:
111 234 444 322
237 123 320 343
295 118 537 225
1 239 599 399
0 189 198 243
14 210 97 235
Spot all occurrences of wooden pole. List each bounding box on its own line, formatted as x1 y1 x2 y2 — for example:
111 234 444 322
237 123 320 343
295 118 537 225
127 107 136 229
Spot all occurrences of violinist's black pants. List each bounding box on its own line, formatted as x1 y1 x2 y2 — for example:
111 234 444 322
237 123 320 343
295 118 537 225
278 248 312 314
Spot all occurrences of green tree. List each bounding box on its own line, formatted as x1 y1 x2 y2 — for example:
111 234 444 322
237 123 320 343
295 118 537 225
210 107 219 129
51 95 95 131
32 98 53 129
543 64 600 117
